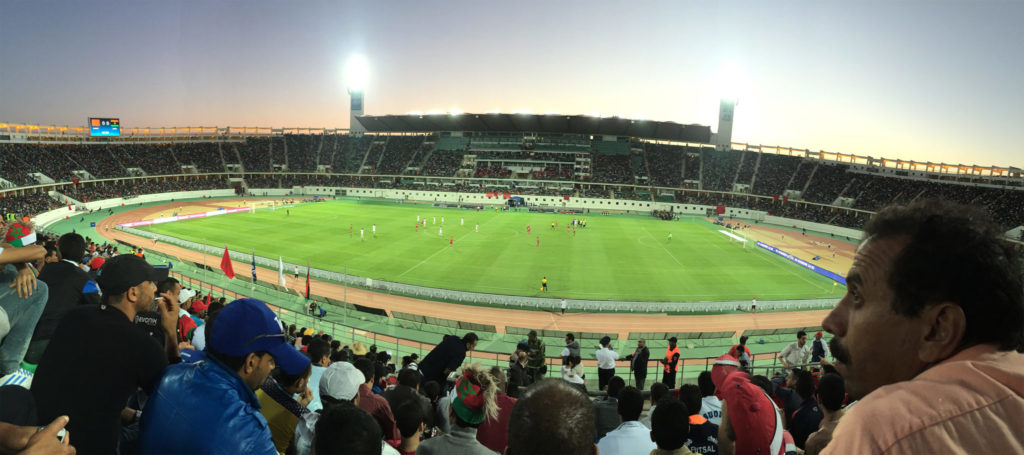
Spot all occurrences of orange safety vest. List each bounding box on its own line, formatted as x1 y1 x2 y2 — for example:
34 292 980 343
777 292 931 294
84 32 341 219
664 345 680 373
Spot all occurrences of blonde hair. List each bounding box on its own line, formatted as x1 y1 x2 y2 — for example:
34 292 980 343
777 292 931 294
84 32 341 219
461 362 499 422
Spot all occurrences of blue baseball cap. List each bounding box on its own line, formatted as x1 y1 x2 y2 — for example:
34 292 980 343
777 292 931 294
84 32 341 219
208 299 310 375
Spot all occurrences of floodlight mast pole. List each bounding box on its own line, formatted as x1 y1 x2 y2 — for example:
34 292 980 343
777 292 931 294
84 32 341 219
349 88 365 134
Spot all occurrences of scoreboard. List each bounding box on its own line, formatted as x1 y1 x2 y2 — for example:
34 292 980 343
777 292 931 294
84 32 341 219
89 117 120 136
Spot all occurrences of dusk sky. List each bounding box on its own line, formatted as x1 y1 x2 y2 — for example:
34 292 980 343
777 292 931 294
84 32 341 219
2 1 1022 168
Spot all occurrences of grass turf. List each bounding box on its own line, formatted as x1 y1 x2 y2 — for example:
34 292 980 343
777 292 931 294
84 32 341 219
138 199 844 302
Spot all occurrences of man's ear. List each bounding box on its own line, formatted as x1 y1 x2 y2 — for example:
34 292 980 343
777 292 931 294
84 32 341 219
243 352 261 374
918 302 967 364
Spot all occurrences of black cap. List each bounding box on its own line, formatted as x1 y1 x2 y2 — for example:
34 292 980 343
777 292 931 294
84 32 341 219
96 254 162 295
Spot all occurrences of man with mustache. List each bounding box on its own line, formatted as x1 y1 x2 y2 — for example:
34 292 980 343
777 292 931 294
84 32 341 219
820 199 1024 453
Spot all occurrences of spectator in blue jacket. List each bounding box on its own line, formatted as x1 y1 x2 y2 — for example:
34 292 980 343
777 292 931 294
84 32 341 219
139 298 310 454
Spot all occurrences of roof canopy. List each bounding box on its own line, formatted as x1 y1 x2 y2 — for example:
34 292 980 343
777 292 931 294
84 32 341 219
354 113 712 143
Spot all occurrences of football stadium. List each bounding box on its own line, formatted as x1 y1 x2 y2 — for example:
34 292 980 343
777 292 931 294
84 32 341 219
2 2 1023 454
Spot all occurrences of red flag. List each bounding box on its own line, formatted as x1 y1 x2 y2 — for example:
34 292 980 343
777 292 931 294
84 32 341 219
205 293 211 306
304 264 310 300
220 247 235 279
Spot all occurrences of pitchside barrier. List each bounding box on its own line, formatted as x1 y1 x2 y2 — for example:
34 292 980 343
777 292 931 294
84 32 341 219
121 225 836 313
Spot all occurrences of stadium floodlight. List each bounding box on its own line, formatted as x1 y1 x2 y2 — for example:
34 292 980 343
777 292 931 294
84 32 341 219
583 112 602 117
449 108 464 115
631 114 649 121
345 55 370 93
715 60 749 102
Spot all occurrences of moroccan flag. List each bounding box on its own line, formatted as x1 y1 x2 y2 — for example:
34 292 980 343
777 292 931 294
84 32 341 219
220 247 235 279
304 262 310 300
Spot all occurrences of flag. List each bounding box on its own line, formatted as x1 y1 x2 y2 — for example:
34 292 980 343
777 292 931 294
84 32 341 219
304 261 310 300
220 247 235 279
251 248 257 282
278 256 286 286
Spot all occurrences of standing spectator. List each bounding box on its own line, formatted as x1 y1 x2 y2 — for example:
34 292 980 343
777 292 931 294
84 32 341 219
787 369 823 449
697 371 722 425
596 386 656 455
0 222 48 375
593 376 625 440
256 356 314 453
727 335 752 368
24 232 99 366
803 374 844 455
595 336 619 391
354 357 401 441
821 200 1024 453
623 338 650 390
506 379 597 455
524 330 545 383
475 366 517 453
660 337 680 388
418 333 478 387
139 298 310 454
809 331 829 363
416 364 499 455
640 382 669 429
560 333 580 362
776 331 809 375
678 384 719 455
31 254 175 454
649 399 696 455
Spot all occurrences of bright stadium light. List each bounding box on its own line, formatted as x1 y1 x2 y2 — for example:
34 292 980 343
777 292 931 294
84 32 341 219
584 112 602 117
449 108 464 115
426 109 445 115
345 55 370 93
406 110 423 116
715 60 750 101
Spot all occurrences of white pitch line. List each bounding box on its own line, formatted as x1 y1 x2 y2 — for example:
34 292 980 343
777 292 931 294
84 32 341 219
396 216 499 278
641 227 684 267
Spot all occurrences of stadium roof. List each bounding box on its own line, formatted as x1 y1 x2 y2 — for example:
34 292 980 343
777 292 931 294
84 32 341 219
354 113 713 143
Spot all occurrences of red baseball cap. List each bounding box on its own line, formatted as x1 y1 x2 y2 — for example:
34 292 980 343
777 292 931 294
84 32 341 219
720 371 786 455
711 354 740 398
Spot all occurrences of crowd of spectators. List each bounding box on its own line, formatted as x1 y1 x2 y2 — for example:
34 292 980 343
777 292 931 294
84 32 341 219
374 136 425 175
645 144 684 187
420 152 464 177
239 138 272 172
750 153 802 197
174 142 225 173
590 153 632 184
0 192 61 219
61 178 228 202
734 150 759 185
284 135 319 172
701 150 743 192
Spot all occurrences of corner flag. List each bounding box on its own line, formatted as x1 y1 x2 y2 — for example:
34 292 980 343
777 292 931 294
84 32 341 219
219 247 235 279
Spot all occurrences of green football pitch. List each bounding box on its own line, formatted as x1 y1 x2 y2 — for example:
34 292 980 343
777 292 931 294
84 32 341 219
138 199 844 302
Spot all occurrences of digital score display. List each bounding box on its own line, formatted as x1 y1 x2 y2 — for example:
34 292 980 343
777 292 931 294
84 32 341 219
89 118 120 136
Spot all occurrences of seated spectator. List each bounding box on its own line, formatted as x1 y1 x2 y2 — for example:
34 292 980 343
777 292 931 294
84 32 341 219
821 200 1024 453
314 401 385 455
507 350 528 397
506 379 597 455
596 385 655 455
256 354 313 453
31 254 174 454
296 360 366 455
649 398 695 455
697 371 722 425
0 222 48 375
305 339 333 412
787 369 822 449
717 372 797 455
640 382 669 429
677 384 718 455
416 363 499 455
392 398 425 455
593 376 625 440
475 366 517 453
139 298 310 454
803 373 844 455
33 238 105 369
188 297 224 352
561 355 585 389
354 357 401 441
382 368 432 427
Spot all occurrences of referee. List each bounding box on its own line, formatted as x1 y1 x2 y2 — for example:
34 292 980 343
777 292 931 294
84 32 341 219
541 277 548 292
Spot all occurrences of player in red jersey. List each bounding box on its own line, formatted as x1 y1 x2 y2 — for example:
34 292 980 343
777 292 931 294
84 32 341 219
449 236 454 247
536 236 540 248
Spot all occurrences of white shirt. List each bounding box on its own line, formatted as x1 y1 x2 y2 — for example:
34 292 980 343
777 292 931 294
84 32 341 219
640 404 656 429
191 324 207 351
597 421 657 455
562 365 584 384
779 341 811 367
700 395 723 426
596 347 619 369
561 299 567 309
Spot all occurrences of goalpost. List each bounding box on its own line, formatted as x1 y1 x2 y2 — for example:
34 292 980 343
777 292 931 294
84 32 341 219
718 228 751 250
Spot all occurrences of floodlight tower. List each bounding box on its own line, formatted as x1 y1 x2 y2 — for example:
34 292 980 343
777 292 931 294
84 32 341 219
345 55 369 133
716 98 737 151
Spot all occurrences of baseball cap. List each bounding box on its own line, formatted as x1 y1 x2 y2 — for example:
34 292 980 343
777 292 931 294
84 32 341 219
710 354 740 398
96 254 163 295
720 371 785 455
179 288 197 304
208 298 311 375
815 331 823 338
320 361 364 401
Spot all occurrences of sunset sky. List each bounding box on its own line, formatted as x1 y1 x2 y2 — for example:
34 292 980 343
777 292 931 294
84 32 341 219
1 1 1022 168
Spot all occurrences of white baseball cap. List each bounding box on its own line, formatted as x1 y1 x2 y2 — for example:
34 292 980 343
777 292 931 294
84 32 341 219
179 288 197 303
320 361 364 401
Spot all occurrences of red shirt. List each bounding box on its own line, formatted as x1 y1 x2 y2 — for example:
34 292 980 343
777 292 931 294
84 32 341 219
476 393 517 453
358 384 401 441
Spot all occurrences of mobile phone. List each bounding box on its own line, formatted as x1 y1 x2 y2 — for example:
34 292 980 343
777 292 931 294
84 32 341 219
56 428 66 443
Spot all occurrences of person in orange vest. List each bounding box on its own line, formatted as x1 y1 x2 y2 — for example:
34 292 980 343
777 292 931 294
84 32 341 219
660 336 680 388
